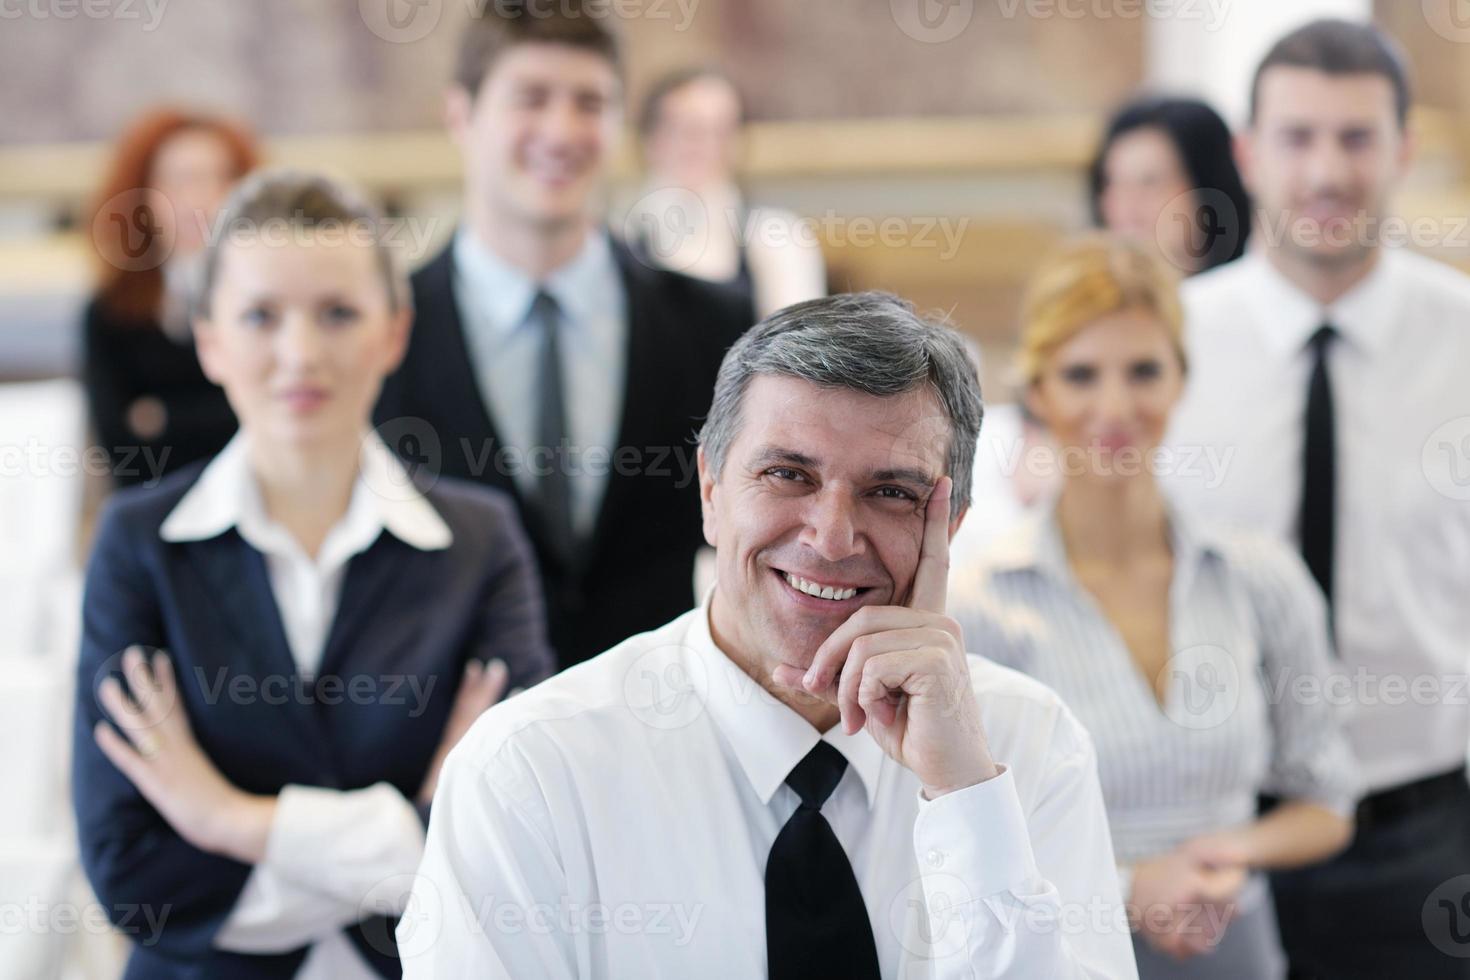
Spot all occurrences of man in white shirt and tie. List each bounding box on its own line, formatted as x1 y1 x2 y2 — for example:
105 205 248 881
400 292 1137 978
1165 19 1470 978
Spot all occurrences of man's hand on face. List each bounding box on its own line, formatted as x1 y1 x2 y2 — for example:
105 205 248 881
772 477 1000 798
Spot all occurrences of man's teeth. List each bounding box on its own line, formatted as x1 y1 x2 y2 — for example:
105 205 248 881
783 573 858 601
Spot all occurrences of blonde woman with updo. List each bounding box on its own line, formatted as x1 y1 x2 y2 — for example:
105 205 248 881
948 235 1359 978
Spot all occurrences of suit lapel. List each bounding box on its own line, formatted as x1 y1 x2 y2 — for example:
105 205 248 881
582 242 686 565
414 245 521 502
181 532 325 753
315 533 408 682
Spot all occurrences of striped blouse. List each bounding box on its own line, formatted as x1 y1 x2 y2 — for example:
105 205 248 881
948 502 1361 866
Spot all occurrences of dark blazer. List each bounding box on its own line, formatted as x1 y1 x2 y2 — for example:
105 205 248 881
72 462 554 980
375 233 754 668
81 297 237 487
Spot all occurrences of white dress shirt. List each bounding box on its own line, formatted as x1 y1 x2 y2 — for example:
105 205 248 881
1166 247 1470 793
949 502 1360 878
452 227 628 537
399 592 1137 978
160 431 453 977
623 180 827 318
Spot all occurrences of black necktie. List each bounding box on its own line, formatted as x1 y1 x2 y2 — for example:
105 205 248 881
1299 324 1337 618
529 290 576 568
765 742 881 980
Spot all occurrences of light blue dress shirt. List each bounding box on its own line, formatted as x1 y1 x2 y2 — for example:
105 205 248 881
451 227 628 537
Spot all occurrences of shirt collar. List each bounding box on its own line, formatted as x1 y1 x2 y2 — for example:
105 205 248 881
160 432 453 560
452 225 621 339
686 586 885 810
985 496 1225 586
1241 247 1401 359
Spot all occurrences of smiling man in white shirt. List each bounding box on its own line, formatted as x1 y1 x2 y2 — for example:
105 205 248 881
400 292 1135 979
1165 19 1470 979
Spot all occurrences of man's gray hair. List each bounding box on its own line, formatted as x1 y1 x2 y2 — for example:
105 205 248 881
697 291 983 517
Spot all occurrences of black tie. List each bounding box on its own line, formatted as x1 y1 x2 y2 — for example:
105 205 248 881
765 742 881 980
529 290 576 568
1300 324 1337 619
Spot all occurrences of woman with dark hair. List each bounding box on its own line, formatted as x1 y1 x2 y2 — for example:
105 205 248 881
84 108 259 486
1089 96 1250 276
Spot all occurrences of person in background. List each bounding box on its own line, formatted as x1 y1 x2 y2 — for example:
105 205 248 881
950 236 1357 979
73 169 553 979
1165 20 1470 978
376 1 754 670
84 108 257 486
1089 96 1250 277
627 66 826 318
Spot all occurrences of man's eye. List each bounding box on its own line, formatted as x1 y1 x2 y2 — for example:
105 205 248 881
766 467 803 482
874 486 916 501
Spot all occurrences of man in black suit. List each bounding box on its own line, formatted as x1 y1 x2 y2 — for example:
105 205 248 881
377 0 753 669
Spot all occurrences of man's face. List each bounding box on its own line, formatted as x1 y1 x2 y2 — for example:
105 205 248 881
447 42 622 232
1241 67 1411 269
699 375 964 678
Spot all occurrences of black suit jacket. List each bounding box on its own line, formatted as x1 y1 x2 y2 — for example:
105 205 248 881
73 466 553 979
375 234 753 668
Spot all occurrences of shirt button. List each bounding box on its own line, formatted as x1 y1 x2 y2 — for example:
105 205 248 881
926 849 945 868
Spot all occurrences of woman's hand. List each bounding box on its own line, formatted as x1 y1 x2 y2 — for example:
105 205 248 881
1128 849 1245 960
94 646 275 863
417 658 510 807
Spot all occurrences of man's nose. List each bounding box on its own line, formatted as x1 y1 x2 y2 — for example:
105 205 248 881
1304 138 1354 195
802 490 863 563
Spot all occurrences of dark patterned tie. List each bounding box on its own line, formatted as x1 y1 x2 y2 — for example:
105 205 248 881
1300 324 1337 625
765 741 881 980
529 290 576 568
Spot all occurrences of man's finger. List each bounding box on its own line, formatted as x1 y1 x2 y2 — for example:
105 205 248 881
909 476 951 614
804 607 958 692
